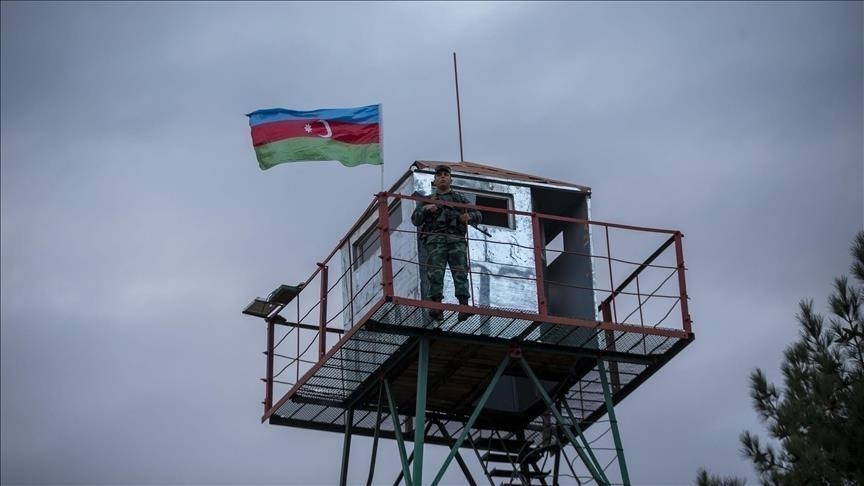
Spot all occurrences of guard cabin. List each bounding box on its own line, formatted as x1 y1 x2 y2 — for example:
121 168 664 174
242 161 694 486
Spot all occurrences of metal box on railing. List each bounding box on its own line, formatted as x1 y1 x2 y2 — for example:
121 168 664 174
339 161 596 332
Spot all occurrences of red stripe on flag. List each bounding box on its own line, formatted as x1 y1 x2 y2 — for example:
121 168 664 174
251 119 379 146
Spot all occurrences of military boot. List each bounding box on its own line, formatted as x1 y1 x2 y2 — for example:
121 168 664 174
428 300 443 321
457 298 473 322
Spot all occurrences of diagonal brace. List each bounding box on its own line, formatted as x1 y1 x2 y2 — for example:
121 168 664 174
366 382 385 486
518 357 609 485
394 421 436 486
560 400 609 484
431 419 477 486
384 379 413 486
431 354 511 486
598 359 630 485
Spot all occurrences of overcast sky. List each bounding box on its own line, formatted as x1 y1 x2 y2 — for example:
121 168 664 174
1 2 861 485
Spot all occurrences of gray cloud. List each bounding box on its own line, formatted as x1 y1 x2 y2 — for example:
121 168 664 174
2 1 861 484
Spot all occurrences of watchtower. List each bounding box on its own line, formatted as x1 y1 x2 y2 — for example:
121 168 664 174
242 161 694 485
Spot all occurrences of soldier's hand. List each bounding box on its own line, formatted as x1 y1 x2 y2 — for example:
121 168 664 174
424 204 438 213
459 213 471 224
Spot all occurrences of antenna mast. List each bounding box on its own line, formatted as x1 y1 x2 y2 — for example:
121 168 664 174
453 52 464 162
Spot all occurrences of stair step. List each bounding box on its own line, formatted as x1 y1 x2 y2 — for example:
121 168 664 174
483 449 548 464
488 468 550 478
474 437 537 451
520 444 556 463
481 452 518 463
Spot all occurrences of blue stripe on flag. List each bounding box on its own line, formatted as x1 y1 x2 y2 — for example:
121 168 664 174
247 104 379 127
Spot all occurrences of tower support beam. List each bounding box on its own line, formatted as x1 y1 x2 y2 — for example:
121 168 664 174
518 356 609 485
339 407 354 486
552 444 561 486
560 399 610 482
413 338 429 485
430 419 477 486
365 383 385 486
598 359 630 485
431 353 511 486
384 378 413 486
394 421 436 486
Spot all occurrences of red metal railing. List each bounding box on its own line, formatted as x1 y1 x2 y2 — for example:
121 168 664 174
255 191 691 420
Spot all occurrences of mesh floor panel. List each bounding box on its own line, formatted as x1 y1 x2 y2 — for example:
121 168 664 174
271 298 691 448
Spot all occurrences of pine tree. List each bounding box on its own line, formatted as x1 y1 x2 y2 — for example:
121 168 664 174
695 468 747 486
740 231 864 485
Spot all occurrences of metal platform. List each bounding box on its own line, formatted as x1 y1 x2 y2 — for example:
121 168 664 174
267 296 692 450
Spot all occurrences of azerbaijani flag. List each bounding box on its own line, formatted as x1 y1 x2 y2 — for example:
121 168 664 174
247 104 382 170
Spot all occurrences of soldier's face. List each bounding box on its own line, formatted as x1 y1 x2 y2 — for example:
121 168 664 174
434 172 451 190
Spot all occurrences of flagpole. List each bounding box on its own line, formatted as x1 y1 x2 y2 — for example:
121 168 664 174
379 103 384 192
453 52 464 162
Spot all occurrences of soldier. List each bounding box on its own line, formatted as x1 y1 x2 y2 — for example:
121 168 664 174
411 165 482 321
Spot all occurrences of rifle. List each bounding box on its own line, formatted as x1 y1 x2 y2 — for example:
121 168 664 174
415 191 492 238
440 204 492 237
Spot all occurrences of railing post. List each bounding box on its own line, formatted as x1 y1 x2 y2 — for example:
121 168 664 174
531 213 548 316
264 318 275 414
600 301 612 325
601 302 621 392
673 232 692 333
348 240 355 328
296 296 300 383
318 263 329 359
605 225 617 323
377 193 395 299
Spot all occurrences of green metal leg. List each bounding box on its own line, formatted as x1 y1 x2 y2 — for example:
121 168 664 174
340 407 354 486
560 448 581 484
384 379 413 486
414 338 429 486
552 444 561 486
431 354 511 486
395 422 436 486
560 399 610 484
466 433 496 486
431 419 477 486
598 359 630 485
366 383 384 486
517 357 609 485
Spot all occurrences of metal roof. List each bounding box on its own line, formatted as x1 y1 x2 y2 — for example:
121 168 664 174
413 160 591 193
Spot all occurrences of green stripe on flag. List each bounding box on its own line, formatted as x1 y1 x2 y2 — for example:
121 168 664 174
254 137 381 170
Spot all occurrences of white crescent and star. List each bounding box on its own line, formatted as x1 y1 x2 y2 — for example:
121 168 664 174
317 120 332 138
302 120 333 138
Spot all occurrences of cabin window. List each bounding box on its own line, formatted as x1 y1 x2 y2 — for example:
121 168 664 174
353 201 402 270
458 189 513 229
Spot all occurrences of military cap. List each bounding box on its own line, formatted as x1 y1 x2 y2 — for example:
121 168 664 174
434 165 451 175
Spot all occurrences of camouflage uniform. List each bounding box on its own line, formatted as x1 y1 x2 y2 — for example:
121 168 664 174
411 190 482 303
